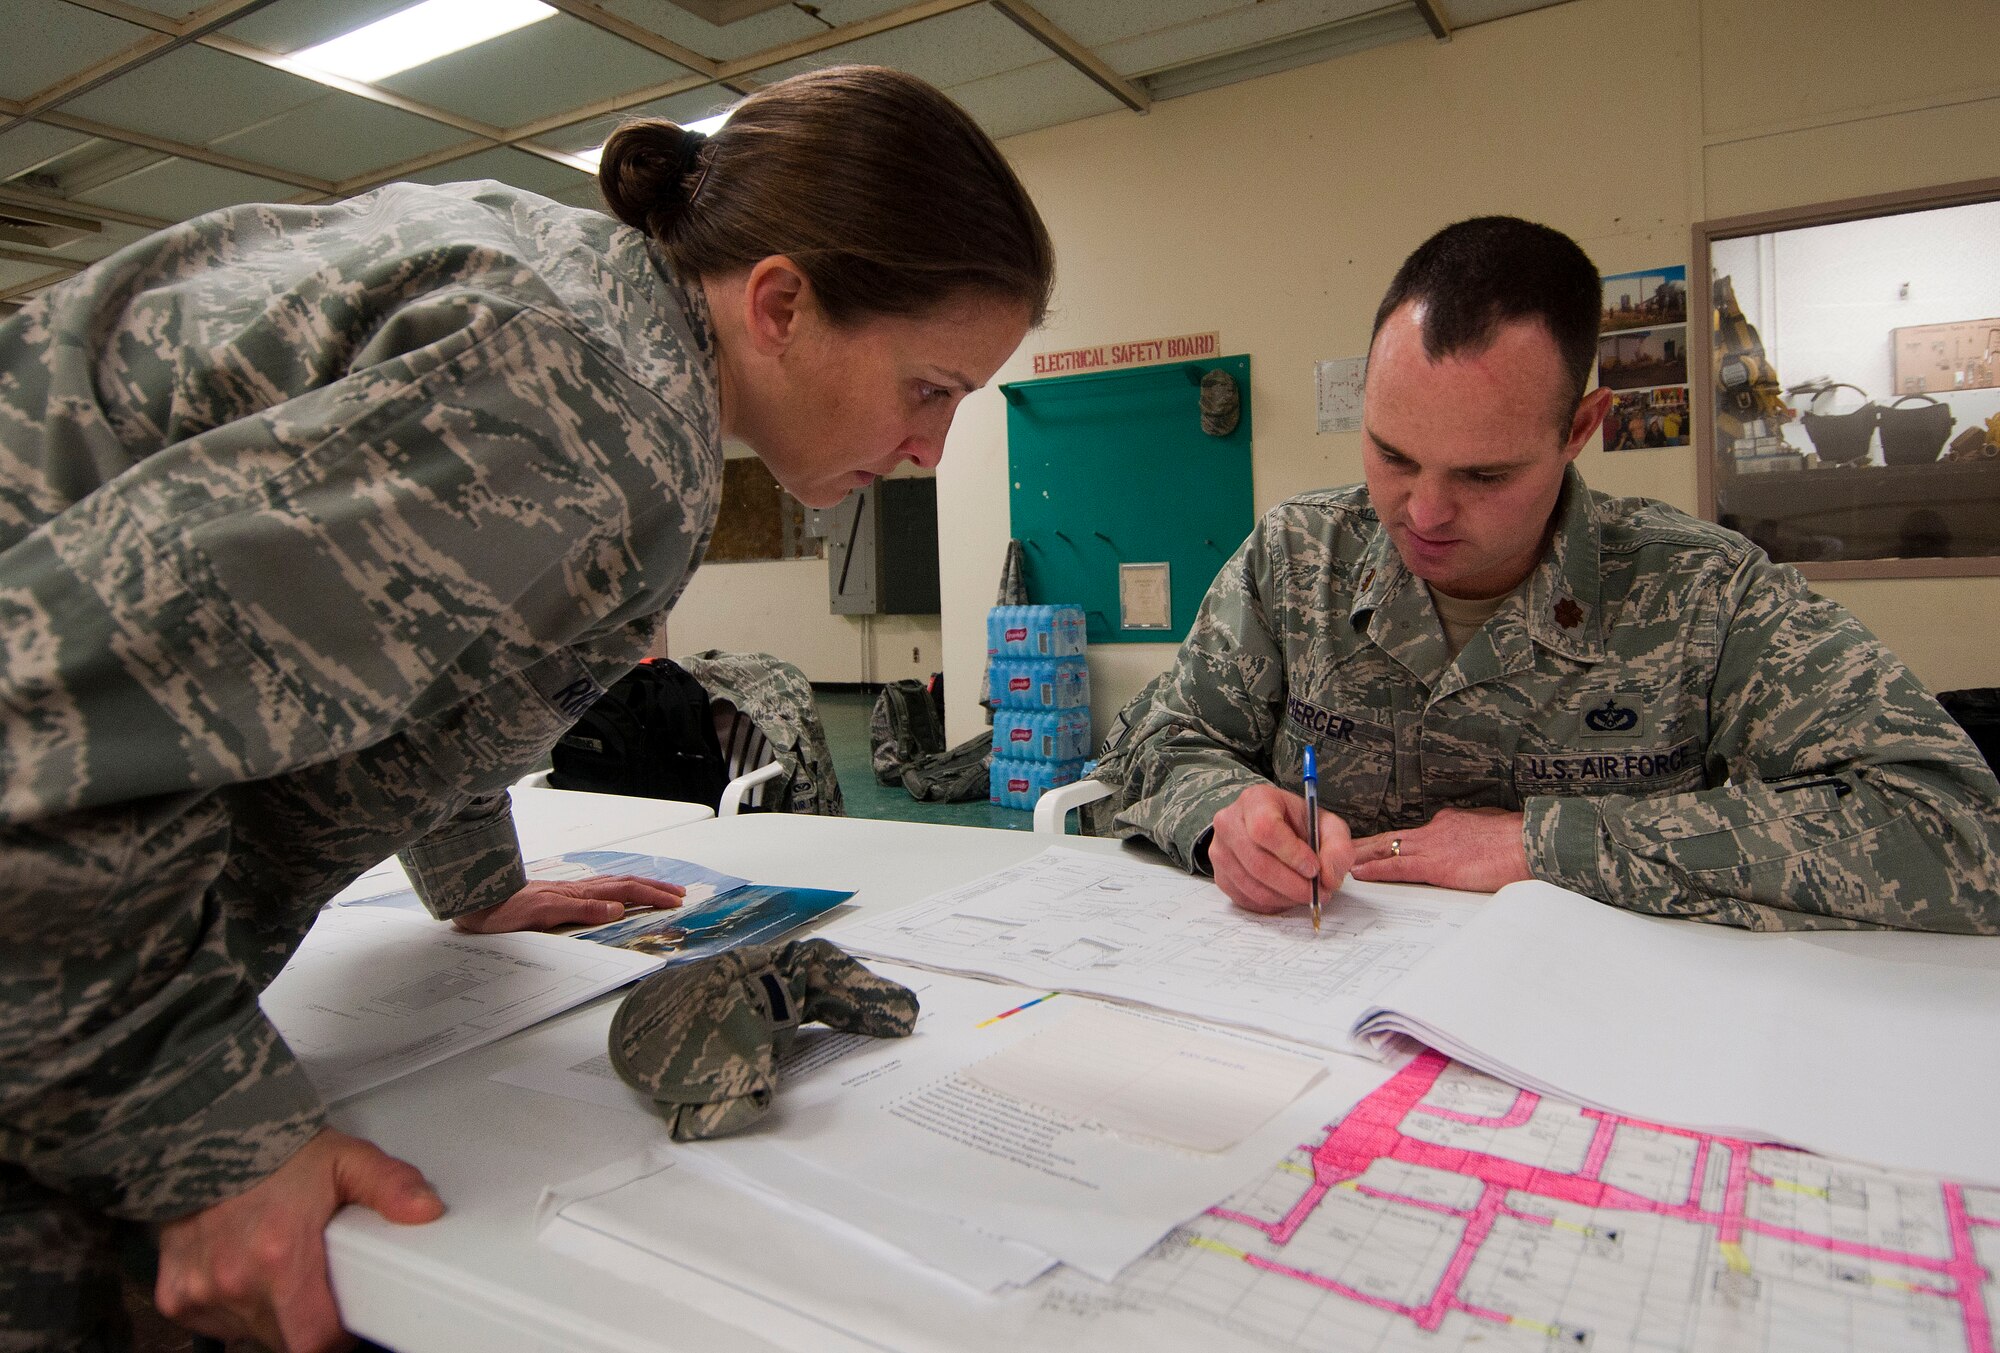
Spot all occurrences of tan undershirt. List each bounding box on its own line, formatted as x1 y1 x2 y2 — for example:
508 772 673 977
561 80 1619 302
1428 585 1511 659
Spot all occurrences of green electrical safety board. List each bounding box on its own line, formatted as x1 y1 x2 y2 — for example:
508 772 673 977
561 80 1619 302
1003 354 1253 644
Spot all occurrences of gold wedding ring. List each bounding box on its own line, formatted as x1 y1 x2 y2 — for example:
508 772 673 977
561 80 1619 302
1389 837 1402 858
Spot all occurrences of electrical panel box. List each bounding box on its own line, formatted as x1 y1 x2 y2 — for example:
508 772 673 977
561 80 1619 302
826 477 940 615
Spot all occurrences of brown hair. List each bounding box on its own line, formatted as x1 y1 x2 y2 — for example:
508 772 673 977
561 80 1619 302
599 65 1054 327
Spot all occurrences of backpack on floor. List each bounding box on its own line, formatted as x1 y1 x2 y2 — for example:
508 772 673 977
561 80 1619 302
900 733 993 803
549 657 731 808
869 678 946 785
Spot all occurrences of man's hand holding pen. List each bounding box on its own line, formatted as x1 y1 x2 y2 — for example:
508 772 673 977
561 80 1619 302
1207 781 1354 917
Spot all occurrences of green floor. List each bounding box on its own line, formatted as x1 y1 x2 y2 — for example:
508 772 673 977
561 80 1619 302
815 689 1033 831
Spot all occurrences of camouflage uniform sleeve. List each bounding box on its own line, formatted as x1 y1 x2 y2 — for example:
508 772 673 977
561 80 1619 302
397 792 527 919
1109 528 1288 869
1525 553 2000 933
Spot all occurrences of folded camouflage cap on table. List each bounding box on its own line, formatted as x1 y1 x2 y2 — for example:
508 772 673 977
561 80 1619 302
609 938 919 1140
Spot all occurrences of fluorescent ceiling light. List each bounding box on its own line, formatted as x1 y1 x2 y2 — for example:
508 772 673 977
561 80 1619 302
288 0 558 84
577 111 732 172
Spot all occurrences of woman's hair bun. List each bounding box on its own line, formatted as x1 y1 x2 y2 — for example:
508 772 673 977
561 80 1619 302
598 121 705 235
595 67 1054 329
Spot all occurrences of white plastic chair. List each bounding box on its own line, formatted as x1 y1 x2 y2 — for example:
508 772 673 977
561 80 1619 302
514 762 782 818
1032 778 1112 836
715 760 785 818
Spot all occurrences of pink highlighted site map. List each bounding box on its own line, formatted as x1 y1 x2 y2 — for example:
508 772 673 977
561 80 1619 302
1102 1050 1998 1352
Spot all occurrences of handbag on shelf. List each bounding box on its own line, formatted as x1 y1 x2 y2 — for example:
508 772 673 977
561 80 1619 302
1945 426 1996 462
1877 394 1955 467
1797 384 1878 465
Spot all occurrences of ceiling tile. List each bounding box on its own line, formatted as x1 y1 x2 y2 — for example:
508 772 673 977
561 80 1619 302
221 0 426 54
800 0 945 22
0 218 156 280
593 0 827 63
532 111 633 158
617 86 743 126
1020 0 1245 49
117 0 212 16
209 91 473 182
950 58 1126 142
755 5 1050 89
375 13 693 128
0 258 73 292
24 141 170 199
61 44 325 145
529 81 741 159
0 6 151 102
45 219 157 266
75 157 304 220
0 124 97 182
1098 0 1395 76
395 145 593 198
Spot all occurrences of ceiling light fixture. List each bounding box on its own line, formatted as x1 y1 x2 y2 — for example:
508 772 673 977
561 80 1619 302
286 0 559 84
576 111 732 173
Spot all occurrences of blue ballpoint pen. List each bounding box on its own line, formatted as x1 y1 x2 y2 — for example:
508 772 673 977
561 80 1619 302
1303 745 1321 934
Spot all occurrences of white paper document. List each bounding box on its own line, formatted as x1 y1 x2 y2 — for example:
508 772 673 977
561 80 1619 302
491 1009 1057 1294
261 906 659 1102
964 1002 1325 1152
537 1052 1405 1353
831 846 1483 1055
541 1046 2000 1353
507 963 1376 1286
1351 878 2000 1185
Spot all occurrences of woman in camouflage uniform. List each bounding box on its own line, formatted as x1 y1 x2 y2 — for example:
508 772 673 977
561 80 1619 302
0 65 1051 1353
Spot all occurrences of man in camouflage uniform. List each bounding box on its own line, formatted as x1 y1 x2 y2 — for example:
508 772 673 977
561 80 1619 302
0 181 720 1350
1098 217 2000 934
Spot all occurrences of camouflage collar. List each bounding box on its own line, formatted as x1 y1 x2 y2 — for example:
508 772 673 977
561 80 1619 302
658 244 718 360
1521 467 1605 663
1346 467 1605 663
636 237 722 440
1347 512 1403 624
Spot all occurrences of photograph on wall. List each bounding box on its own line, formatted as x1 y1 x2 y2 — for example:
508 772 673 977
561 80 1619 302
1598 325 1687 392
1601 265 1687 334
1603 386 1690 451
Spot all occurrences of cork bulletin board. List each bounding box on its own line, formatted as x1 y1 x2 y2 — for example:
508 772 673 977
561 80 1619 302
706 456 822 563
1893 318 2000 395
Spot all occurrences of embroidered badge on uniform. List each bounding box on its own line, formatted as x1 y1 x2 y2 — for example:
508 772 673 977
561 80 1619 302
1570 691 1656 745
1584 696 1639 732
1553 596 1584 630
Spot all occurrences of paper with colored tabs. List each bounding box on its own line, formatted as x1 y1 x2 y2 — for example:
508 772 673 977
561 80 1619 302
965 1002 1326 1153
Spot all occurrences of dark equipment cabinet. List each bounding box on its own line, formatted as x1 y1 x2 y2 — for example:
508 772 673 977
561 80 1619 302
826 477 941 615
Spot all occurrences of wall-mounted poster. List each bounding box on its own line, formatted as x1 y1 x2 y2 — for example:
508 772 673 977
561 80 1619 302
1314 356 1367 434
1599 265 1690 450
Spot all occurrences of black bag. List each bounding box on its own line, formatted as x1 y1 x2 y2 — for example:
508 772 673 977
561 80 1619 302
1798 385 1878 465
549 658 731 807
1877 395 1954 467
869 678 946 785
900 733 993 803
1939 688 2000 775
